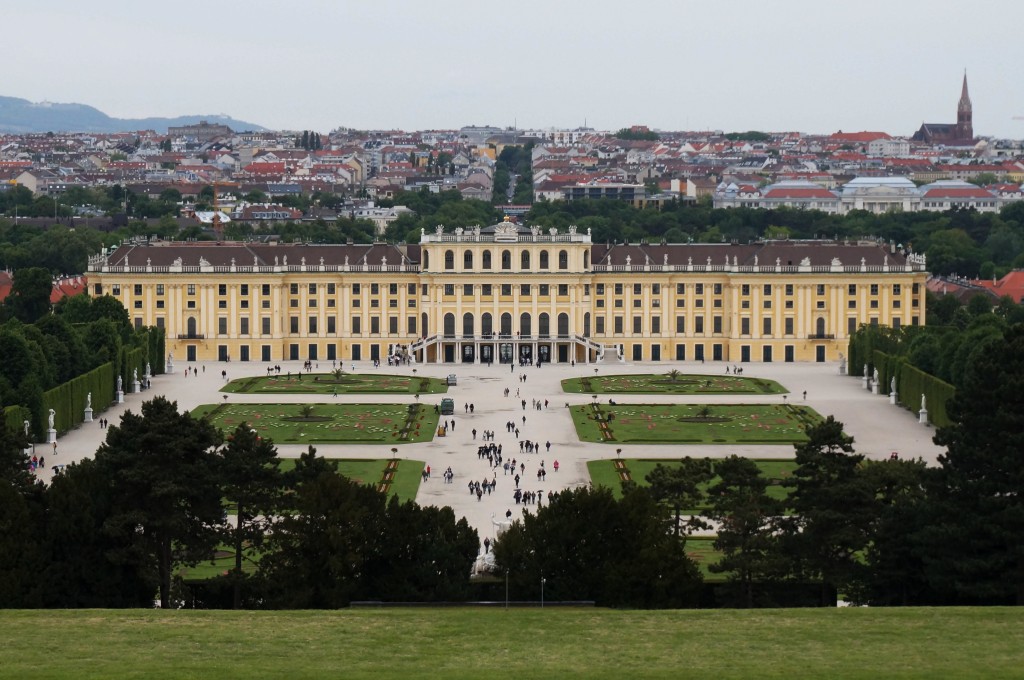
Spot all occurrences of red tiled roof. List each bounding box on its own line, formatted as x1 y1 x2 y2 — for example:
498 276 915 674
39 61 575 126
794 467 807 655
973 270 1024 303
922 187 993 199
763 187 835 199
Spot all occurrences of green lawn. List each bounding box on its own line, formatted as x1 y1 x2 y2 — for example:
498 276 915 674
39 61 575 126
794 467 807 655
276 458 423 503
1 608 1022 679
192 403 438 444
221 372 448 394
587 458 796 510
572 403 819 444
563 373 787 395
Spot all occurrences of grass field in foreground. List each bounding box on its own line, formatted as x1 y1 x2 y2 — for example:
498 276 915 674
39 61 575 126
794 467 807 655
221 372 448 395
192 403 437 444
1 608 1021 679
562 373 787 395
572 402 818 444
276 458 424 503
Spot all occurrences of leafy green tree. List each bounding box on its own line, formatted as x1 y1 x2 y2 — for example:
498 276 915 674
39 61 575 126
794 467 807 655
95 397 223 608
781 416 871 605
705 456 786 607
646 458 712 536
925 325 1024 604
3 267 53 322
493 485 702 608
219 423 286 609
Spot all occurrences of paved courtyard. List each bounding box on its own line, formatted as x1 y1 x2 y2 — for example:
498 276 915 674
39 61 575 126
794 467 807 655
35 358 946 546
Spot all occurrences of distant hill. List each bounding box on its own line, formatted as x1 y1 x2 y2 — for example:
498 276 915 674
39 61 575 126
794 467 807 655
0 95 265 134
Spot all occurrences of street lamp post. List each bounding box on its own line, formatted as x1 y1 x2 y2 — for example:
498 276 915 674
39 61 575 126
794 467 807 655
541 576 546 608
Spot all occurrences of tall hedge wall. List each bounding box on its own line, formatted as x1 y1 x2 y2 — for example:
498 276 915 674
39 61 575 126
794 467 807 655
866 349 955 428
41 363 115 436
3 405 32 436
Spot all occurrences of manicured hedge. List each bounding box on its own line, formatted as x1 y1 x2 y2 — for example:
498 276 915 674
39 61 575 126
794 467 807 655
4 405 32 436
867 349 954 428
42 363 115 436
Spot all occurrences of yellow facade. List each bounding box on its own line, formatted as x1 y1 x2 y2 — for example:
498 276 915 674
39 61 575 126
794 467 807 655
88 223 927 365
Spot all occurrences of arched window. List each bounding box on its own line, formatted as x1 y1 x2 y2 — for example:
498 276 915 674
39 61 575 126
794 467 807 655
501 250 511 270
583 250 589 269
443 313 456 337
421 312 429 336
500 313 512 336
463 312 474 337
444 250 454 270
187 317 198 337
539 313 550 338
482 313 493 337
521 251 531 270
816 317 826 336
539 250 549 269
583 313 591 337
557 313 570 337
463 250 473 270
482 250 492 269
558 250 569 270
520 312 532 337
423 250 430 270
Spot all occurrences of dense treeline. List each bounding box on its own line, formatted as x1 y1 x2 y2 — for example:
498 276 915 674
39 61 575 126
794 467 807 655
0 272 155 437
0 399 478 609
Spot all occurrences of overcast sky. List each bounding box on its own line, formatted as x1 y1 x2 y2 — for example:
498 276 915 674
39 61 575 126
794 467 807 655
7 0 1023 138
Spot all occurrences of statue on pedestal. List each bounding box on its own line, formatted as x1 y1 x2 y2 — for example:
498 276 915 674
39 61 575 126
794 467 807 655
48 409 55 430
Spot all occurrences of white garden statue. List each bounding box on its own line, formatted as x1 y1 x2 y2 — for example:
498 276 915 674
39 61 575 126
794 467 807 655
48 409 55 430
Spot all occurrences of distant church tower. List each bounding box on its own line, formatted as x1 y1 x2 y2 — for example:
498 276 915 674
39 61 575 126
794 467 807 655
956 71 973 141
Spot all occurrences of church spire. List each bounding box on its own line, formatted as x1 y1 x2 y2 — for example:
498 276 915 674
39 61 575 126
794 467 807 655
959 70 971 112
957 70 973 141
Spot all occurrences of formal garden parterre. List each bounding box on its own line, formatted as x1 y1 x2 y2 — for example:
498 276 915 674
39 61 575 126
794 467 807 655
562 372 787 395
221 372 448 395
572 402 820 444
192 403 438 444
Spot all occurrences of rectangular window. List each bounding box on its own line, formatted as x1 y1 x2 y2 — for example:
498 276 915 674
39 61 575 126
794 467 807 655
870 300 879 309
262 284 271 296
785 284 793 296
817 284 825 295
584 284 590 296
785 318 794 334
352 299 360 308
652 317 661 334
596 317 606 334
262 317 271 335
652 283 661 295
848 317 857 335
558 284 568 296
763 284 772 295
326 283 335 295
308 299 317 308
893 284 901 295
713 316 722 333
187 284 195 295
134 300 142 309
695 283 704 295
353 283 361 295
596 284 605 295
633 283 641 295
695 317 704 333
444 284 454 296
218 317 228 335
389 283 398 295
352 317 361 334
714 283 722 295
308 317 317 334
389 299 398 308
741 318 750 335
408 283 416 295
741 284 750 296
370 317 380 334
633 299 642 308
134 284 143 296
240 318 250 335
676 316 685 333
327 317 336 334
408 316 417 334
156 284 164 295
290 317 299 333
848 300 856 308
763 318 771 335
633 316 642 333
501 284 512 296
327 299 335 308
614 317 623 334
371 283 379 295
520 284 530 296
539 284 549 296
156 300 164 309
596 300 605 308
615 299 623 308
290 283 298 295
848 284 856 295
218 284 226 296
389 317 398 334
615 283 623 295
870 284 879 295
482 284 492 296
676 283 685 294
463 284 473 296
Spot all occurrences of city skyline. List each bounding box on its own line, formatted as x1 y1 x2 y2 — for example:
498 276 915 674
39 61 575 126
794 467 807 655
5 0 1023 138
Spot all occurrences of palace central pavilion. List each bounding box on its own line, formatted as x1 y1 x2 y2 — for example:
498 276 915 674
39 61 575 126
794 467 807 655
87 219 927 365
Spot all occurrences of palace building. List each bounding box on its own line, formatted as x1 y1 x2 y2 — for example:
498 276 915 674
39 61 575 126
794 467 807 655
87 218 927 365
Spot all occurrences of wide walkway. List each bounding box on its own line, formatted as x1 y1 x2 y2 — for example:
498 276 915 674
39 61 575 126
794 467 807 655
34 358 946 544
